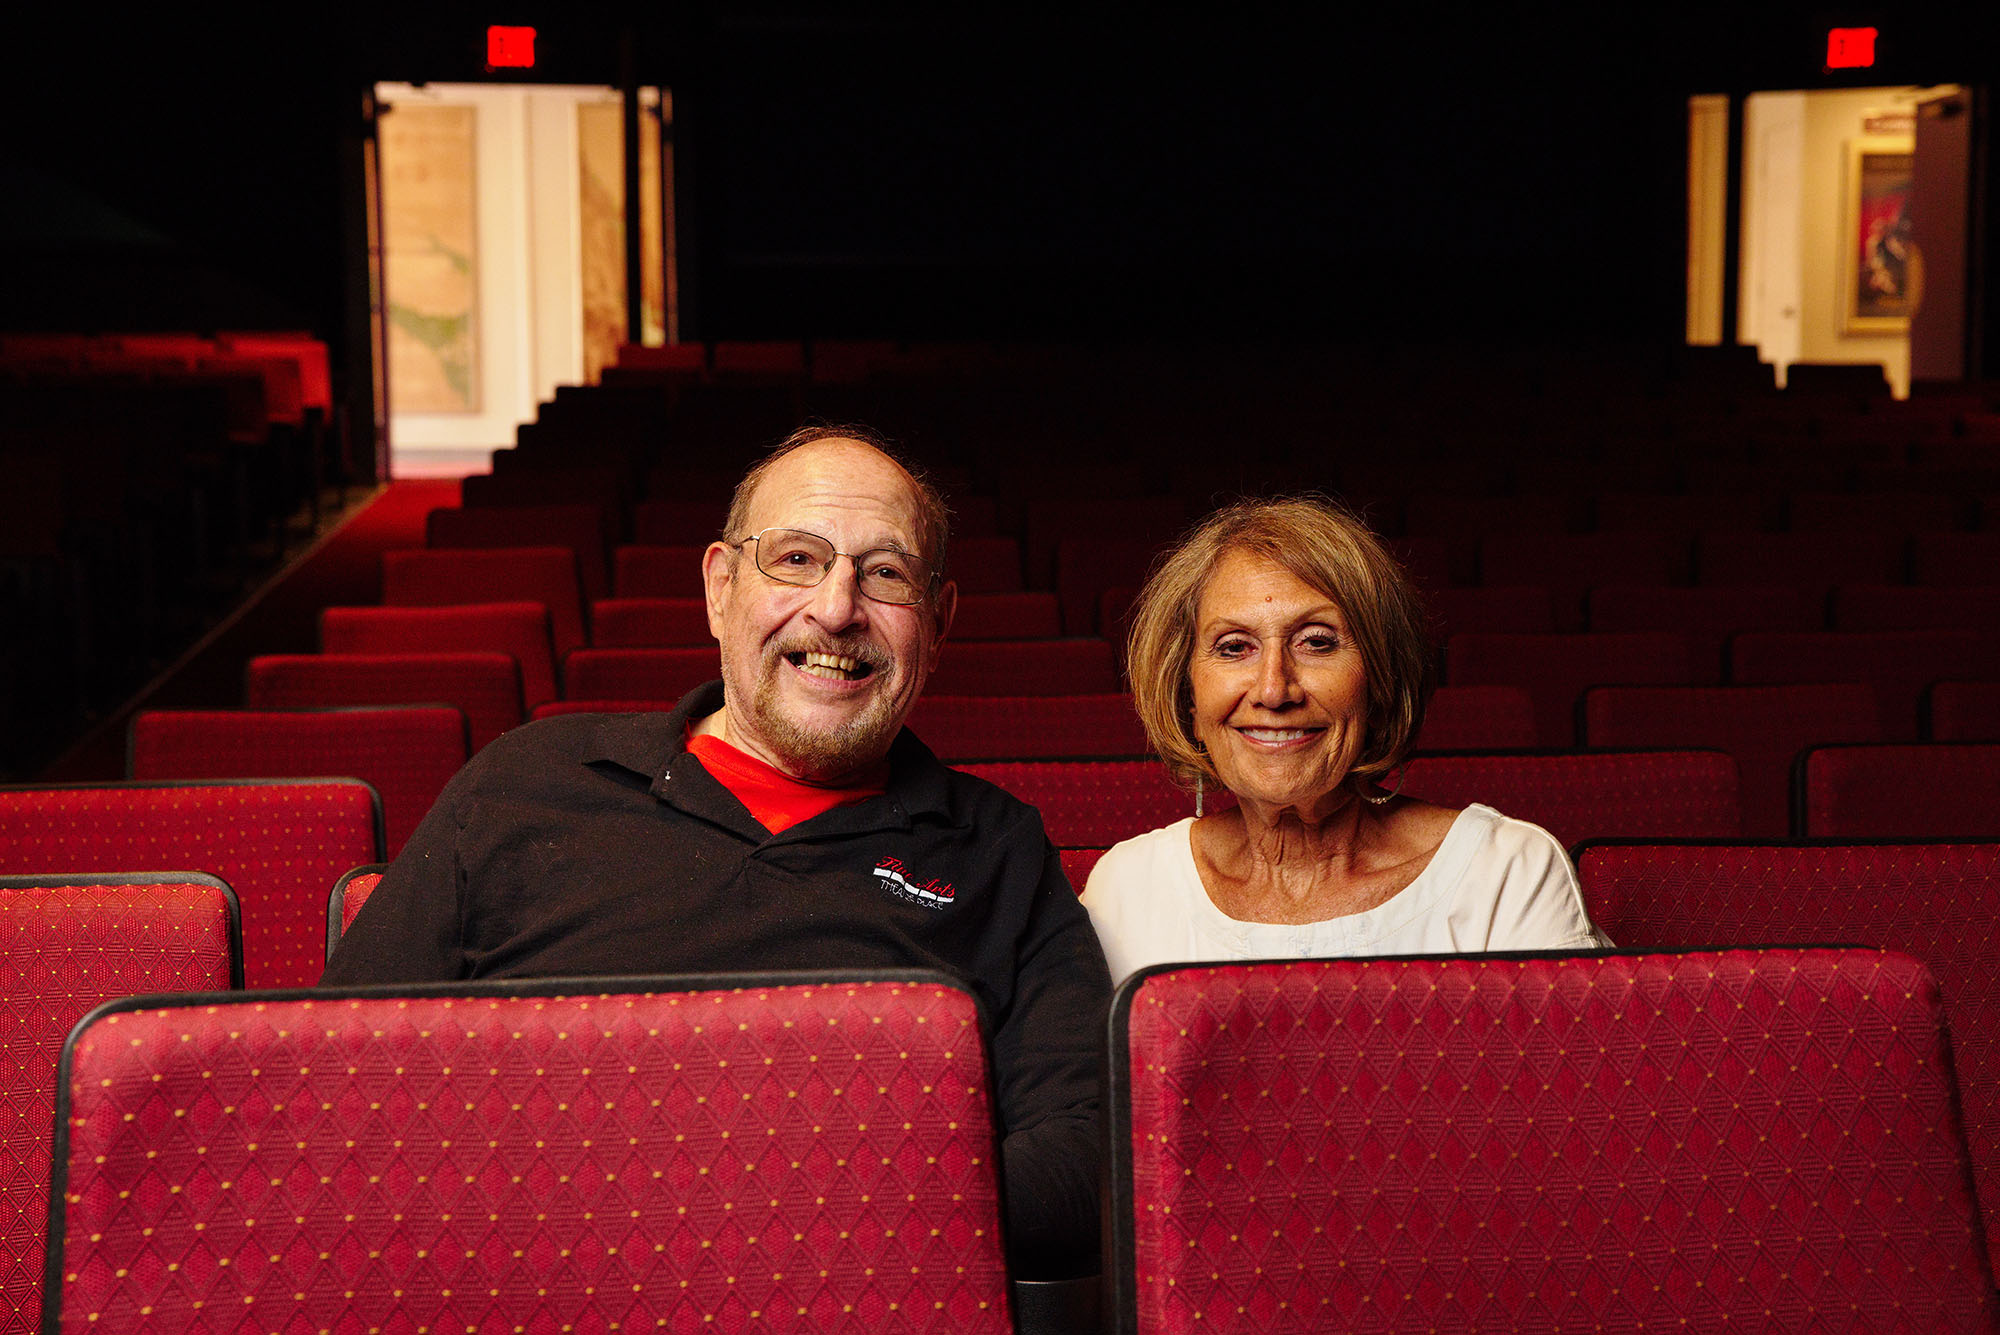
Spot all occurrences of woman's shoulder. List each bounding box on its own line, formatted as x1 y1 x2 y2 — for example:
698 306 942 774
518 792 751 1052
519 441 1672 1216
1081 818 1197 905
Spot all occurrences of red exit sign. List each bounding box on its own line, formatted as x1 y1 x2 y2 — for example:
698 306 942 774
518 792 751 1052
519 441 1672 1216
487 25 537 69
1825 27 1877 70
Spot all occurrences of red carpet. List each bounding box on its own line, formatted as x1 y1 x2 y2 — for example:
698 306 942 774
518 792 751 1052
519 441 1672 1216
40 480 461 781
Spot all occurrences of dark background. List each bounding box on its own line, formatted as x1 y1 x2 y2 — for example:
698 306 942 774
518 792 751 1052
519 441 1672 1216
2 5 1992 356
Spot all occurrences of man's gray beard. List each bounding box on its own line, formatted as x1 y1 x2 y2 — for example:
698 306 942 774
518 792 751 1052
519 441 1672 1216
726 645 903 781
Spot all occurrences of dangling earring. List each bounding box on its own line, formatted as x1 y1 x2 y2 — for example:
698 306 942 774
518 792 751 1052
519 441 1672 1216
1195 773 1205 819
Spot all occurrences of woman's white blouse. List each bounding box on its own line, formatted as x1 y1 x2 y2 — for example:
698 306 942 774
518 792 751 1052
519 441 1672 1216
1079 804 1610 986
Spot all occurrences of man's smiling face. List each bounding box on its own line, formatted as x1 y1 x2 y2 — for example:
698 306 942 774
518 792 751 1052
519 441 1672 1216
702 437 953 781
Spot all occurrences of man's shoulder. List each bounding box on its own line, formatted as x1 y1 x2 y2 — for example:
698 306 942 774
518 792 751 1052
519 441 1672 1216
891 732 1046 839
463 710 683 785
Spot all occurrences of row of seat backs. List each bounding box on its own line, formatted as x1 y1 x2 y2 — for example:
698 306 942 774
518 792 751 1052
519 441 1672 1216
969 745 2000 874
26 945 2000 1335
0 873 242 1331
1109 947 1996 1333
41 971 1014 1335
409 522 2000 643
0 781 380 991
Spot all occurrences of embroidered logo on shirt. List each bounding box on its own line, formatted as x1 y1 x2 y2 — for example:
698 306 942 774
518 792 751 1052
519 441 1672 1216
873 856 956 909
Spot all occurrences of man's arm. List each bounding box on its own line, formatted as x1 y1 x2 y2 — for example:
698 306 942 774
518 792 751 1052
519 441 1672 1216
320 766 471 983
989 841 1112 1280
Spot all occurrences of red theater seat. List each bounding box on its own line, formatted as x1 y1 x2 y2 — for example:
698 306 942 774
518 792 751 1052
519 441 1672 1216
1729 630 2000 739
1412 684 1539 751
1913 533 2000 586
631 498 728 546
1055 539 1165 637
1445 631 1694 747
1833 583 2000 631
1424 586 1556 639
562 647 719 701
0 781 380 989
941 537 1025 595
129 708 469 857
1479 532 1685 630
1799 743 2000 838
425 504 612 600
530 699 678 720
1787 489 1966 533
1696 531 1903 597
321 603 556 710
1582 683 1882 837
1110 952 1996 1334
383 546 587 658
906 694 1148 761
1398 750 1739 848
613 544 710 598
325 865 384 960
1576 840 2000 1277
0 873 238 1333
1932 682 2000 741
248 651 524 751
949 592 1062 640
1587 584 1822 684
589 596 712 647
926 640 1120 697
46 976 1012 1335
960 760 1214 848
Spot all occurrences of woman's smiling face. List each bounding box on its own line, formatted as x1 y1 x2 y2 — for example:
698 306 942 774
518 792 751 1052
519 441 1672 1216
1188 547 1371 821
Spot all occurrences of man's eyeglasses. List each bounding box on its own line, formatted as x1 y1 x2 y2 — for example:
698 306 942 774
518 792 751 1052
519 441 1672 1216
734 528 936 606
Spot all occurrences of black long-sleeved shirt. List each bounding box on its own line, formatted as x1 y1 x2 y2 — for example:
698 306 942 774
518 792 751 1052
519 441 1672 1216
322 682 1110 1277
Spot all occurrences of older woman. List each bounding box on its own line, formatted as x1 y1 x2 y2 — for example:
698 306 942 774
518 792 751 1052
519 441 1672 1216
1082 496 1607 985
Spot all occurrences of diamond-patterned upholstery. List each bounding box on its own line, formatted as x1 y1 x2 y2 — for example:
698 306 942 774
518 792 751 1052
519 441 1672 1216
129 707 468 858
0 873 238 1334
588 596 713 648
1582 684 1882 837
562 646 720 702
1399 750 1740 848
926 641 1121 697
383 546 588 658
247 651 524 751
321 602 557 710
961 761 1225 848
1578 840 2000 1278
1445 632 1694 747
906 694 1149 762
1800 743 2000 838
325 866 382 961
1057 848 1105 889
0 781 382 990
1730 631 2000 740
1111 951 1996 1335
48 977 1012 1335
1411 685 1537 752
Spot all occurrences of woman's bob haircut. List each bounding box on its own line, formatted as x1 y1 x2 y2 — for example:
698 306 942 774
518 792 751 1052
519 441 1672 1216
1125 495 1434 793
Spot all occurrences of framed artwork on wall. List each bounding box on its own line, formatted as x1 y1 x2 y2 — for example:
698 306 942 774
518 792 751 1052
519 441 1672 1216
1841 136 1915 336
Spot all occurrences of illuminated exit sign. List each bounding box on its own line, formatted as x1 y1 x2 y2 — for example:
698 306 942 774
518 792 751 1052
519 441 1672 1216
1825 27 1877 70
487 26 537 69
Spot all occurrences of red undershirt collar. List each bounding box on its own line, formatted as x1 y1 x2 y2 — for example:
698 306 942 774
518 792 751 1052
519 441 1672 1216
685 732 888 835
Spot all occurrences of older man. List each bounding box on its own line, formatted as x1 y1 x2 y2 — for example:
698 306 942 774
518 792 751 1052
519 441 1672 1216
323 426 1109 1277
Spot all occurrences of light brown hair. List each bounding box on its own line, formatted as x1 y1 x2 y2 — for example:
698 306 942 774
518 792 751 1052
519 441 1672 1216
1125 495 1433 792
723 424 951 596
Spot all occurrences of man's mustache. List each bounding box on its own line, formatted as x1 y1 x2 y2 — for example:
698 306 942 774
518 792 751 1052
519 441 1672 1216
770 634 890 674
